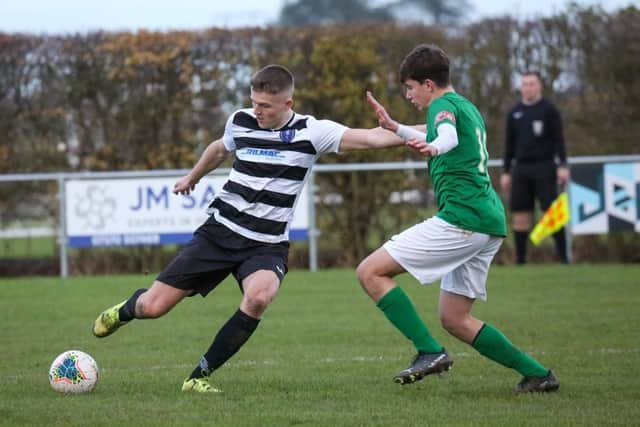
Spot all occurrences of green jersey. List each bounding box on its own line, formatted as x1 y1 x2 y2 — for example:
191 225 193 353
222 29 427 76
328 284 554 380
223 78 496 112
426 92 507 237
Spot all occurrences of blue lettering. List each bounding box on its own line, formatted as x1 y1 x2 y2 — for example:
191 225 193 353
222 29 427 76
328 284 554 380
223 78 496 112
244 148 282 158
200 185 216 209
130 187 143 211
130 186 170 210
181 194 196 209
146 187 169 209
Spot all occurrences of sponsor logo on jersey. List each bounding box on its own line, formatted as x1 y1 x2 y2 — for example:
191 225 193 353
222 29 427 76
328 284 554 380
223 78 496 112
241 148 285 159
435 110 456 124
279 129 296 143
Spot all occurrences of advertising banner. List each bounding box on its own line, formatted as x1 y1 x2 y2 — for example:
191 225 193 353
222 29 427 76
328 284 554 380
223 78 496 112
65 177 308 247
569 162 640 234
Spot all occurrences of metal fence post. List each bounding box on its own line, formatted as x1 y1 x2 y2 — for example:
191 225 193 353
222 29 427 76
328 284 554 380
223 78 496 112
307 171 319 272
58 175 68 278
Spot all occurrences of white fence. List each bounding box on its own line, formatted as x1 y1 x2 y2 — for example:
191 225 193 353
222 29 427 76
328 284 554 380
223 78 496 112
2 154 640 277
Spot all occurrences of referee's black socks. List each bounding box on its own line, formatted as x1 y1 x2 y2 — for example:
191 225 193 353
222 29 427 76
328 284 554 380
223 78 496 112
514 231 529 265
189 309 260 379
553 229 569 263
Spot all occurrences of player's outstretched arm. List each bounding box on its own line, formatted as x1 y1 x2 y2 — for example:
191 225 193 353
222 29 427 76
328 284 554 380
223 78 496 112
339 127 405 152
338 91 428 152
173 138 230 195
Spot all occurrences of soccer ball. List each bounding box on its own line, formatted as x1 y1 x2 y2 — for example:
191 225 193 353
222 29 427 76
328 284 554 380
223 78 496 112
48 350 99 393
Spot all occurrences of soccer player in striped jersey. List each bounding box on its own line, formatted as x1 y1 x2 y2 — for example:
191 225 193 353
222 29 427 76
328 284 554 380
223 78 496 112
357 44 559 393
92 64 410 393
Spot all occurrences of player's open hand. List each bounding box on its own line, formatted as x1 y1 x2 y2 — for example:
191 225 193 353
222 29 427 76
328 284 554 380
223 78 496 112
366 91 399 132
173 175 197 195
406 139 437 157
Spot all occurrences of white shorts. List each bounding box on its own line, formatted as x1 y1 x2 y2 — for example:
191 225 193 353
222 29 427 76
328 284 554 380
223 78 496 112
383 216 503 301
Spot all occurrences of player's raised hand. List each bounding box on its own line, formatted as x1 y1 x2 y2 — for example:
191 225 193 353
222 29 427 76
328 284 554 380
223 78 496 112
173 175 197 195
366 91 399 132
406 139 438 157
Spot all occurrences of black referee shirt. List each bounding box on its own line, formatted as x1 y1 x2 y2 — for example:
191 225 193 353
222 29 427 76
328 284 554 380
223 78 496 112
503 98 567 173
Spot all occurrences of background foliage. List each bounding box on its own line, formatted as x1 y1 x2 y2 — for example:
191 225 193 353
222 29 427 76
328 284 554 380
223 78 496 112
1 5 638 273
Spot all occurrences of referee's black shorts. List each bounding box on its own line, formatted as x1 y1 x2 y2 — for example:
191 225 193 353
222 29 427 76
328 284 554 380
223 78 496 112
156 217 289 297
509 161 558 212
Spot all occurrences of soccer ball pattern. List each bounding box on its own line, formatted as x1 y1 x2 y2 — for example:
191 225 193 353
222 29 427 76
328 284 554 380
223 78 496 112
48 350 99 393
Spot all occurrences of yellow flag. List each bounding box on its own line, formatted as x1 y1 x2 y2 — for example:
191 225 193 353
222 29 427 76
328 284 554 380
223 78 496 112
529 192 570 246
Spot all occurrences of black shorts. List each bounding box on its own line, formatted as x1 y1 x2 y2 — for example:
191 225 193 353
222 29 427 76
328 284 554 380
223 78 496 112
510 161 558 212
156 217 289 297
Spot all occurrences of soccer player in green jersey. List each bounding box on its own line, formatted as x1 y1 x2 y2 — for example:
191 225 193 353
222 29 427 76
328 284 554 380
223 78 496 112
357 44 559 393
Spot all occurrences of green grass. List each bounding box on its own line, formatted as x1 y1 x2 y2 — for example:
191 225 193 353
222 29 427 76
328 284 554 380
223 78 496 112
1 265 639 426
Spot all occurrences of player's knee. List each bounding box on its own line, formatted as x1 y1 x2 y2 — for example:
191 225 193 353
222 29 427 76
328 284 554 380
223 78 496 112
135 295 167 319
243 286 276 312
355 260 374 287
512 213 532 230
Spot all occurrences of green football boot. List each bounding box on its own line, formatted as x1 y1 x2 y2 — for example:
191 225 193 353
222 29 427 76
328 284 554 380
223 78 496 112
182 377 222 393
92 300 129 338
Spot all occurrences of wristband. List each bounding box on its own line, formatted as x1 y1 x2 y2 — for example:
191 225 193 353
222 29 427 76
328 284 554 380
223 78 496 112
395 124 427 141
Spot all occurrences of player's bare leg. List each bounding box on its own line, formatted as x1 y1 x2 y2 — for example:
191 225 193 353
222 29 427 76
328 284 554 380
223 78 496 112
93 281 189 337
357 249 451 384
440 289 559 392
438 290 483 344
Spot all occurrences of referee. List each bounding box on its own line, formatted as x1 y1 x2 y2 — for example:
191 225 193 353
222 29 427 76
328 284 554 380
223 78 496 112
500 71 570 264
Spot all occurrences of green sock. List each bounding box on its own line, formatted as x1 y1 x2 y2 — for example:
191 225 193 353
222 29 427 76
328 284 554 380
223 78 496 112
472 323 548 377
376 286 443 353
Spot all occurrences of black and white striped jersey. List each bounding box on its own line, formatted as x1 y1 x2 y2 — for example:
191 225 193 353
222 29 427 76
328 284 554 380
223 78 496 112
207 108 347 243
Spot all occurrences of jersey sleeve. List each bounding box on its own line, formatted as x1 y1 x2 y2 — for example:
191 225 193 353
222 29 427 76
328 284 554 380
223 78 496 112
307 117 348 154
427 98 458 143
221 112 237 151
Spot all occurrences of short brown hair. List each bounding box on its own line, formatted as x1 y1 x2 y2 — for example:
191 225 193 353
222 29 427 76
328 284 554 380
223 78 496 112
250 64 294 95
522 70 543 84
399 44 450 87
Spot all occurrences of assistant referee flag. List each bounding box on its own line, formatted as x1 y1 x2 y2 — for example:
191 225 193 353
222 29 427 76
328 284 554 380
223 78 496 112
530 192 570 246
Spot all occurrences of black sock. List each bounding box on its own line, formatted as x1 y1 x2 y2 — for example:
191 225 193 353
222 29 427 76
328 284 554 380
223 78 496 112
553 228 568 263
514 231 529 264
189 309 260 379
118 288 147 321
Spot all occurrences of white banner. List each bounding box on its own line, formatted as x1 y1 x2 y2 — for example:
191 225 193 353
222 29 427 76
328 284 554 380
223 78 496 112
65 177 308 247
569 162 640 235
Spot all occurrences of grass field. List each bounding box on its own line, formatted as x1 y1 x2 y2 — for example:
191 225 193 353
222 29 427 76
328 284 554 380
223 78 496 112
1 265 639 426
